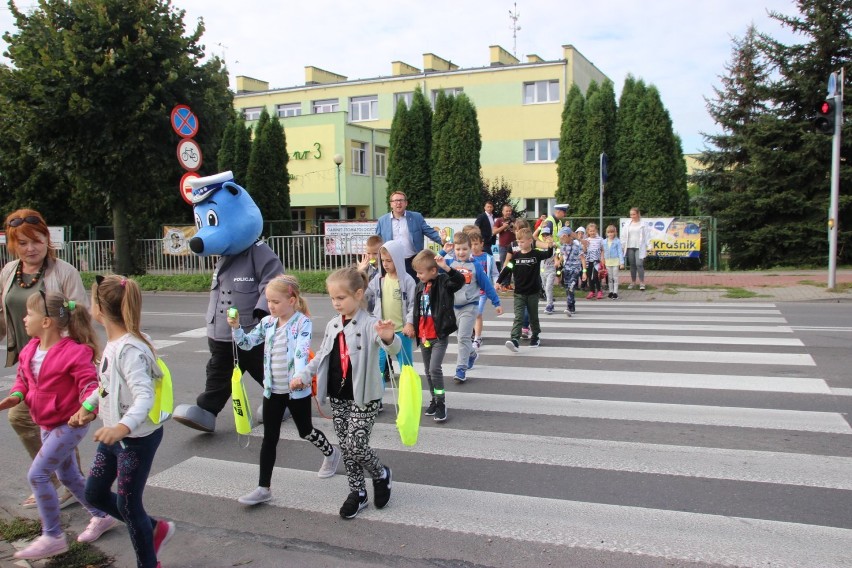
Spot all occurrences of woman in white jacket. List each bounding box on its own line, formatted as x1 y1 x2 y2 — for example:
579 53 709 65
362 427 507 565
620 207 651 291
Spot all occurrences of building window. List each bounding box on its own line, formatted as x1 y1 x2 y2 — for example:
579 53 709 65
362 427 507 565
350 95 378 122
351 141 368 175
524 139 559 162
524 198 554 218
431 87 463 105
276 103 301 117
375 146 387 177
291 209 307 234
312 99 339 114
243 107 263 120
394 92 413 110
523 80 560 104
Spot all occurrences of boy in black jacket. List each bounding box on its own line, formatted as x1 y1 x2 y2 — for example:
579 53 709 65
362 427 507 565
411 249 465 422
497 228 554 351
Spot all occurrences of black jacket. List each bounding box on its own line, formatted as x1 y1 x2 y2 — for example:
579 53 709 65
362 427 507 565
475 212 495 247
413 268 465 344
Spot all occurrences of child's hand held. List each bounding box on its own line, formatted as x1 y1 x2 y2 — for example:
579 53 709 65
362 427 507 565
495 306 504 316
69 406 96 427
94 424 130 446
0 395 21 411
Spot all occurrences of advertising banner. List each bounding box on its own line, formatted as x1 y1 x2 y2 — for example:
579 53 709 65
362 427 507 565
323 218 475 256
163 226 195 256
619 218 701 258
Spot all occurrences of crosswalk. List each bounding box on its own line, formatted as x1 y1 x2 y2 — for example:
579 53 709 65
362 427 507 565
148 301 852 567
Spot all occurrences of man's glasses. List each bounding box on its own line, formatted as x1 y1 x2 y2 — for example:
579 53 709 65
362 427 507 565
389 199 406 203
6 216 42 228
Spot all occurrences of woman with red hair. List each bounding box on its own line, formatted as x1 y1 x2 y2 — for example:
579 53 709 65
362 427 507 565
0 209 88 510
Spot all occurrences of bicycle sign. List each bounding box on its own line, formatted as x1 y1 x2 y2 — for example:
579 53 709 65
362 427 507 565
170 105 199 138
177 138 202 172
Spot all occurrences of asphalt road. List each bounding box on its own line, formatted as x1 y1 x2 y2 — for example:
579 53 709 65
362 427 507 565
0 294 850 568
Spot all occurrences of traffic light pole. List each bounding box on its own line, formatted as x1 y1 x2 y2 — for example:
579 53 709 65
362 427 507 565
828 68 844 289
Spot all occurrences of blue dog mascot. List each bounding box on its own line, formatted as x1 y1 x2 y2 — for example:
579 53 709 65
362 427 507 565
172 171 283 433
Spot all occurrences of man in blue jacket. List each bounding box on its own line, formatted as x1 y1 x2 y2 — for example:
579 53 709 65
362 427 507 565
375 191 443 279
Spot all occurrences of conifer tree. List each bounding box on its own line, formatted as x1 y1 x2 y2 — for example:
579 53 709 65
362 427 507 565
246 108 289 227
433 93 482 217
387 87 432 214
556 84 585 205
217 112 236 172
576 80 617 217
610 76 647 214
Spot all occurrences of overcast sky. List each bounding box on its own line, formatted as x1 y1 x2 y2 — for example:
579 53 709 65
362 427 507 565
1 1 802 153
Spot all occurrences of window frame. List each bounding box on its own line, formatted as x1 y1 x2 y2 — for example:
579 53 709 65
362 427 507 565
374 146 387 178
276 103 302 118
349 95 378 122
351 141 369 175
523 80 560 105
524 139 560 163
393 92 413 110
312 98 340 114
243 107 263 120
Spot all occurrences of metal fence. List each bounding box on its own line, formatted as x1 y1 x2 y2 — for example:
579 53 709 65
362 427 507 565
27 236 366 274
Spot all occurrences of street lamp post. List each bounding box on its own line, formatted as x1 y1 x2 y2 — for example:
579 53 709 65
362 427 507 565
333 153 344 220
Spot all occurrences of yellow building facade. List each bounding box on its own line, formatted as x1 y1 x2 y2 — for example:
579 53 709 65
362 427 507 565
235 44 609 228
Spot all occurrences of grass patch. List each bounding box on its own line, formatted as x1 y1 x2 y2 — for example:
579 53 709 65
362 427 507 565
660 287 679 295
45 541 112 568
722 287 761 299
0 517 40 541
82 270 333 294
799 279 852 292
0 517 111 568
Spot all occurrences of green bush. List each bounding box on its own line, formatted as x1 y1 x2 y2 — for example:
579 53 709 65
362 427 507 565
82 271 332 294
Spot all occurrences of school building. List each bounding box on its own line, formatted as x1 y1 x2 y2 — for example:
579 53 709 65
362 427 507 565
234 44 609 233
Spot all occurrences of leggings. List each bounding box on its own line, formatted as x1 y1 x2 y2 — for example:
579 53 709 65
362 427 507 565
587 259 602 293
329 398 383 494
86 427 163 568
626 248 645 283
31 424 106 537
259 393 333 487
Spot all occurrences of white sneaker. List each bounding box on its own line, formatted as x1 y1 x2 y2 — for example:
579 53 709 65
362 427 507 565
238 486 272 505
318 446 341 478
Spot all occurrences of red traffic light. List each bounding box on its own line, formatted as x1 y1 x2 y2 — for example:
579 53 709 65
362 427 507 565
815 98 836 135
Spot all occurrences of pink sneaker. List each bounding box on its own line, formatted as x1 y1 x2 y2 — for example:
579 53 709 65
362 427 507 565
153 519 176 557
77 515 119 543
13 534 68 560
585 292 595 300
596 291 604 299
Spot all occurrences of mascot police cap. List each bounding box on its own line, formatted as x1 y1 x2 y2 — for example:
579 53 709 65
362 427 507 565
189 171 264 256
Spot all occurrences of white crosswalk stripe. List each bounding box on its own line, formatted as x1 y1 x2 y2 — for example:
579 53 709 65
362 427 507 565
149 302 852 567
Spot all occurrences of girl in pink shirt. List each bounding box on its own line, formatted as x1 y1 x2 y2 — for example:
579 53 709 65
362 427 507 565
0 292 115 561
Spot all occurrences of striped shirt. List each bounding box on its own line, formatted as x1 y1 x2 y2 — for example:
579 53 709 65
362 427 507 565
269 324 292 393
585 236 604 262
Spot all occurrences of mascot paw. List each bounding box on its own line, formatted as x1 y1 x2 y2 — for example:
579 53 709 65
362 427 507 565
172 404 216 433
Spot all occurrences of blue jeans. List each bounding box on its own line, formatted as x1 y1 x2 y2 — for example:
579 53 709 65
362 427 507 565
85 427 163 568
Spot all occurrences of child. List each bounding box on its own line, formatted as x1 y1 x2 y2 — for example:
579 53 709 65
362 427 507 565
443 232 502 382
556 227 587 316
574 227 588 291
470 231 498 351
498 228 554 351
365 240 415 388
584 223 604 300
358 235 383 312
411 250 465 421
0 292 113 561
70 276 174 568
292 268 399 520
229 275 340 507
602 225 625 299
539 223 559 314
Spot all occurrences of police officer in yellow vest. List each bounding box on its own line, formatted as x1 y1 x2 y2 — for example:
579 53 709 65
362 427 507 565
534 203 569 241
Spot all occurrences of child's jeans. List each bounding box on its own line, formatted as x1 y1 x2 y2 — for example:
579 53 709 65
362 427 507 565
454 303 478 369
542 266 557 306
31 424 106 537
421 337 449 400
563 267 581 310
86 427 163 568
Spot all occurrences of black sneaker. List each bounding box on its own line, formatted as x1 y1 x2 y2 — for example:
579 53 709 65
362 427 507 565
424 398 438 416
505 339 519 353
607 292 614 299
433 401 447 422
339 491 368 519
373 467 392 509
611 293 618 300
529 337 541 348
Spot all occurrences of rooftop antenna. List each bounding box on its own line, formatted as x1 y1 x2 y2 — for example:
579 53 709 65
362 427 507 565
509 2 521 57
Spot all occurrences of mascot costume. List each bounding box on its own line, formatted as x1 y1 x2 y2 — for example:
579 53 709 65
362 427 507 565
172 171 283 432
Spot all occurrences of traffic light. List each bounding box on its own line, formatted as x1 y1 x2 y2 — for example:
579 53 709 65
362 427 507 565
815 98 837 135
